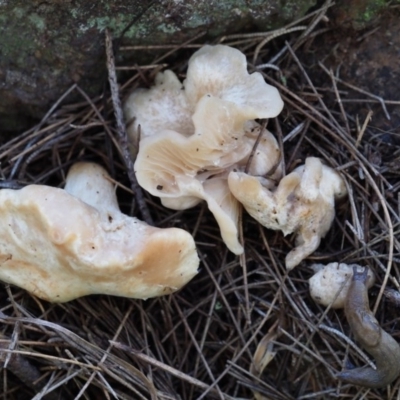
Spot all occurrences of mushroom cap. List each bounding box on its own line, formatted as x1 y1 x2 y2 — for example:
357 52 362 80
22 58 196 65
295 157 347 203
237 121 283 178
228 170 301 235
0 162 199 302
228 157 347 269
124 70 194 154
184 45 284 118
309 263 375 308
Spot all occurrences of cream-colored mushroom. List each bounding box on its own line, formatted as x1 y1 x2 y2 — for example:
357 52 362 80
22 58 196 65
309 262 375 308
135 94 282 254
0 162 199 302
183 44 284 117
228 157 347 269
126 44 284 254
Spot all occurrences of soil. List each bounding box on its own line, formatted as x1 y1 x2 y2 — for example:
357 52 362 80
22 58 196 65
303 7 400 141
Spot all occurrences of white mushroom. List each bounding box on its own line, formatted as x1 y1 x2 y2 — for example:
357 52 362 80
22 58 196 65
228 157 347 269
309 262 375 308
0 162 199 302
125 44 284 254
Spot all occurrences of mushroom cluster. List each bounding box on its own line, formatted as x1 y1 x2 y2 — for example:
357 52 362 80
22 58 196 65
125 44 347 268
0 162 199 302
124 45 284 255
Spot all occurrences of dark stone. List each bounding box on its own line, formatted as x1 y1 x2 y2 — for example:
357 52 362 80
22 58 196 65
0 0 316 135
1 0 393 136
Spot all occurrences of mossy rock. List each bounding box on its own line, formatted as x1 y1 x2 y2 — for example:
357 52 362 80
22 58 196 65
0 0 391 136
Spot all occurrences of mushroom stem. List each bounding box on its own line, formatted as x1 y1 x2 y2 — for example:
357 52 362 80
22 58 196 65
64 162 120 217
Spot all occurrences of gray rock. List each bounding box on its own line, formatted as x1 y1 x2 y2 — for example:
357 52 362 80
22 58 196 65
0 0 315 134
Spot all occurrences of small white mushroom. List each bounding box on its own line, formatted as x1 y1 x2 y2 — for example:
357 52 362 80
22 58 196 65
309 262 375 308
0 162 199 302
228 157 347 269
125 44 284 254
